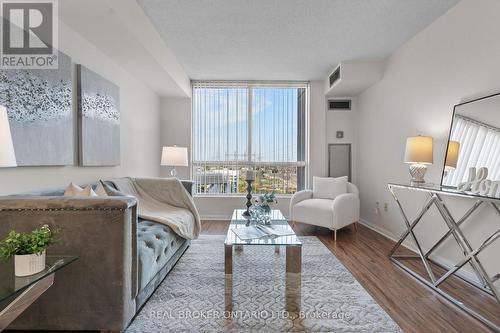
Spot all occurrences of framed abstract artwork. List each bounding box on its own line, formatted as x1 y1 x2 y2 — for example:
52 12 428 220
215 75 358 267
77 64 120 166
0 52 73 166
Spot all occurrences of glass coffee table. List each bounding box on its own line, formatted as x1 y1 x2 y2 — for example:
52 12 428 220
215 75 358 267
224 209 302 311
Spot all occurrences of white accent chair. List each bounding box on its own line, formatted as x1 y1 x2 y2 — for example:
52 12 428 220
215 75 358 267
289 177 360 241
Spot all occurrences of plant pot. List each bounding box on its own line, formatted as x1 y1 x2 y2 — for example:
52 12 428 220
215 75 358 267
14 250 46 276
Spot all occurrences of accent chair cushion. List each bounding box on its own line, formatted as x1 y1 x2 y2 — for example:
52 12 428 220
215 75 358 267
293 198 334 229
313 176 348 200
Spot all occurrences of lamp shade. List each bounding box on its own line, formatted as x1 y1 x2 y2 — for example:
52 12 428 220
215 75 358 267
445 140 460 169
161 146 188 167
404 136 433 164
0 105 16 167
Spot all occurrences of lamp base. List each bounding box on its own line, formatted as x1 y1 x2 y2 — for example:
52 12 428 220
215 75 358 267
170 168 177 177
409 164 427 184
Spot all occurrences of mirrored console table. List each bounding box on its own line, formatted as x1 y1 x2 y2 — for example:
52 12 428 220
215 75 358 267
388 183 500 332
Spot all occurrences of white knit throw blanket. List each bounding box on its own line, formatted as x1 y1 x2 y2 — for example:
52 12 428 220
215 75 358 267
111 177 201 240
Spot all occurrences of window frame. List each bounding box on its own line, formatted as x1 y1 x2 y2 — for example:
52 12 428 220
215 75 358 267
190 80 310 197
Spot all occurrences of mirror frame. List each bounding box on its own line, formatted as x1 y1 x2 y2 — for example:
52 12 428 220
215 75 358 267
440 92 500 189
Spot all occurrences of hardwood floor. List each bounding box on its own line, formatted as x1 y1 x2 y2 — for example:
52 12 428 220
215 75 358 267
202 220 496 333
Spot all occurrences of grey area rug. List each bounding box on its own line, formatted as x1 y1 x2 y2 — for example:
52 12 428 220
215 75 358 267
126 235 402 333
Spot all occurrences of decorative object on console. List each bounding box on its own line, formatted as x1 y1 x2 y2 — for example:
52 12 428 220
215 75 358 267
0 225 58 276
456 167 500 198
0 105 16 167
404 135 433 184
0 52 72 166
161 146 188 177
441 92 500 199
77 64 120 166
242 170 255 217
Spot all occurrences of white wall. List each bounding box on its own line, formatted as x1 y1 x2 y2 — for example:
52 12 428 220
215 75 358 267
356 0 500 280
160 97 191 179
308 80 328 183
160 80 328 219
0 21 161 195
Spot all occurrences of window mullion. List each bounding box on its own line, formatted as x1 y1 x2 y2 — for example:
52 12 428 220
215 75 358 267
247 86 252 165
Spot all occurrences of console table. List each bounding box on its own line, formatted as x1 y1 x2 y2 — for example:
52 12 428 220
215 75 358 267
388 183 500 332
0 255 77 331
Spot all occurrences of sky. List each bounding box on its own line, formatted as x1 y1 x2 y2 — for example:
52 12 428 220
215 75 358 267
193 87 304 164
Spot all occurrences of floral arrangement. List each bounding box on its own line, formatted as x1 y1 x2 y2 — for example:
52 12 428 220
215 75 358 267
254 191 277 214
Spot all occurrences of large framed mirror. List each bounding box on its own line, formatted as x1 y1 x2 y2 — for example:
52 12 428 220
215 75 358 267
441 93 500 198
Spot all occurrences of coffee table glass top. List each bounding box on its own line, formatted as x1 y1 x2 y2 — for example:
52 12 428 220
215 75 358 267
0 255 78 303
225 209 301 246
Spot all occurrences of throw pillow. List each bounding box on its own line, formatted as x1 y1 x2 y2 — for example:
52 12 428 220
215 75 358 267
63 183 98 197
94 182 109 197
313 176 348 200
99 180 126 197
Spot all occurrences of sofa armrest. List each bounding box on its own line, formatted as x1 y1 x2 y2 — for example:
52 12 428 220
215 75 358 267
289 190 313 221
332 193 360 229
0 196 138 331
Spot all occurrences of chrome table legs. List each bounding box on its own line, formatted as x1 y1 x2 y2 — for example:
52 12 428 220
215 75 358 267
224 244 302 313
388 184 500 332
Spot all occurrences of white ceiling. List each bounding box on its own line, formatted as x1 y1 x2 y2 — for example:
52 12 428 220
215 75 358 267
60 0 191 97
137 0 460 81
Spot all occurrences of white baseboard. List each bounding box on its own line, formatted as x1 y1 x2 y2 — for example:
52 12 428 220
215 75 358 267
359 219 479 284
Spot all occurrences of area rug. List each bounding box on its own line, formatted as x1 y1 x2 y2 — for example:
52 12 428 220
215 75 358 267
126 235 402 333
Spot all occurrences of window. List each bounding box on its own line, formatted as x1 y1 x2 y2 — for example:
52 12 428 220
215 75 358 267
192 81 308 195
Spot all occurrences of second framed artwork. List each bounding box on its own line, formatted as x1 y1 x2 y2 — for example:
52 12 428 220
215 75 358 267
77 64 121 166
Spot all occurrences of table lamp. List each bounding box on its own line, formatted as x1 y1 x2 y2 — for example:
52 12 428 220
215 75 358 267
161 146 188 177
0 105 16 167
404 135 433 184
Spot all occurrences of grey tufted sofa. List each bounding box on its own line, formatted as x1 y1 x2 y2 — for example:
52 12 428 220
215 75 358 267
0 178 194 332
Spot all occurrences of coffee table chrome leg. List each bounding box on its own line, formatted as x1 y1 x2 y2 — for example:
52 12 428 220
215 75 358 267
224 274 233 312
224 245 233 312
286 245 302 274
225 245 233 275
285 245 302 312
285 273 301 313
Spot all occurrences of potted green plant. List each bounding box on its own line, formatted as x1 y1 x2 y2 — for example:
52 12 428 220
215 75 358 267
0 225 58 276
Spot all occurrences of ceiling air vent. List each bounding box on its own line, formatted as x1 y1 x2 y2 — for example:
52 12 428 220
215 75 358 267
329 66 341 87
328 99 351 111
